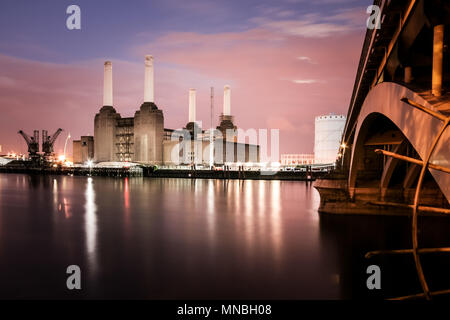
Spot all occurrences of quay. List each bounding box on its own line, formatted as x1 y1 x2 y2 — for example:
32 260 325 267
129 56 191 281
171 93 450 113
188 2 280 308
0 163 326 181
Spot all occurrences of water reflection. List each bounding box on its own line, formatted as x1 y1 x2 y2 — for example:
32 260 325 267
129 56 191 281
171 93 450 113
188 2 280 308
51 178 72 219
270 181 282 264
206 179 216 246
124 177 130 209
244 181 254 252
53 178 58 207
0 175 329 298
5 174 448 299
84 177 98 273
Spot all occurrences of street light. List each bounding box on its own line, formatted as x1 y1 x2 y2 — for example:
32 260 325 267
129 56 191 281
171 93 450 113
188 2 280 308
340 142 347 168
86 159 93 175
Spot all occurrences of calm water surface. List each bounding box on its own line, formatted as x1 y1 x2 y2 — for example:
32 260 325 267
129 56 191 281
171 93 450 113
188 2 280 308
0 174 449 299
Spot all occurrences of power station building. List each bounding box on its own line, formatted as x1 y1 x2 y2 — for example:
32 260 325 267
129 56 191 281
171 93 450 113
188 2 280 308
73 56 259 166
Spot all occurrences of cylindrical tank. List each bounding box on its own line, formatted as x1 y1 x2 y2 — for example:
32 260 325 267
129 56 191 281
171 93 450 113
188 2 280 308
314 114 346 164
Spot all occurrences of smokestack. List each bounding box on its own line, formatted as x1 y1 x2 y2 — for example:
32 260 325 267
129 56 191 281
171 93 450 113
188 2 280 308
144 55 154 103
189 88 196 123
103 61 113 106
223 85 231 116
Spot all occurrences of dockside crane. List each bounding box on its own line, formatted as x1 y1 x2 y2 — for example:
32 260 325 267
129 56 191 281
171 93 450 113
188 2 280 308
18 130 40 160
42 128 63 158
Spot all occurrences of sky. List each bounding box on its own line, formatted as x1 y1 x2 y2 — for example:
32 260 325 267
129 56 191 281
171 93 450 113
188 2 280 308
0 0 372 157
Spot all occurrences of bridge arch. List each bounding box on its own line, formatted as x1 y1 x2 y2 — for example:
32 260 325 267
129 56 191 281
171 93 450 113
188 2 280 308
348 82 450 202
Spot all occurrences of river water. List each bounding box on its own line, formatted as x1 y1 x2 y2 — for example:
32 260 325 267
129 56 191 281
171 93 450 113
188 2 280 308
0 174 449 299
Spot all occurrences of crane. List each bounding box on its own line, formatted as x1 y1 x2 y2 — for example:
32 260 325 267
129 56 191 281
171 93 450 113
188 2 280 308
42 128 63 157
18 130 40 158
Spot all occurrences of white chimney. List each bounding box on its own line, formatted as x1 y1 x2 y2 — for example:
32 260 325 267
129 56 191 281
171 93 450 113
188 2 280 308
223 85 231 116
103 61 113 106
144 55 154 103
189 88 196 123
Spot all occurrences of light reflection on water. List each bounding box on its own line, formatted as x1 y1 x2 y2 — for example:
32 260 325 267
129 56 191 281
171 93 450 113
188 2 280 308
0 175 335 299
1 174 449 299
84 177 97 275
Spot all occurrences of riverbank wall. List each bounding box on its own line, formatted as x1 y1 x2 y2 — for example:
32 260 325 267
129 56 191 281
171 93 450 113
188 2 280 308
0 166 328 181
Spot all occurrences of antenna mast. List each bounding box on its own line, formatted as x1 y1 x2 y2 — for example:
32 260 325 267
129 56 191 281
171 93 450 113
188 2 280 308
210 87 214 130
210 87 214 169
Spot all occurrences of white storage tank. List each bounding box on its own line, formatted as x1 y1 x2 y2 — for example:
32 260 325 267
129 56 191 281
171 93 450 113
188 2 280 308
314 114 346 164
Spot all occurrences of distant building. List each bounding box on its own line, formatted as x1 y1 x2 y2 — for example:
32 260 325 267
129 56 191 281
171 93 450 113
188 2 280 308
281 154 314 166
314 114 346 164
73 136 94 164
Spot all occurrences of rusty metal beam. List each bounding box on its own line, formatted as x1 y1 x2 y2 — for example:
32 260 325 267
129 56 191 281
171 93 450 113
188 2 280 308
369 201 450 215
389 289 450 301
366 247 450 259
380 140 406 199
374 149 450 174
401 97 448 121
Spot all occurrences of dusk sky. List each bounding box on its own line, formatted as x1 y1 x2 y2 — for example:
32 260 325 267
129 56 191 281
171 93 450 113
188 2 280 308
0 0 372 157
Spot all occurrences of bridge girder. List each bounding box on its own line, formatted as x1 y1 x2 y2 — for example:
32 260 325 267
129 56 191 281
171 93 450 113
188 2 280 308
348 82 450 203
